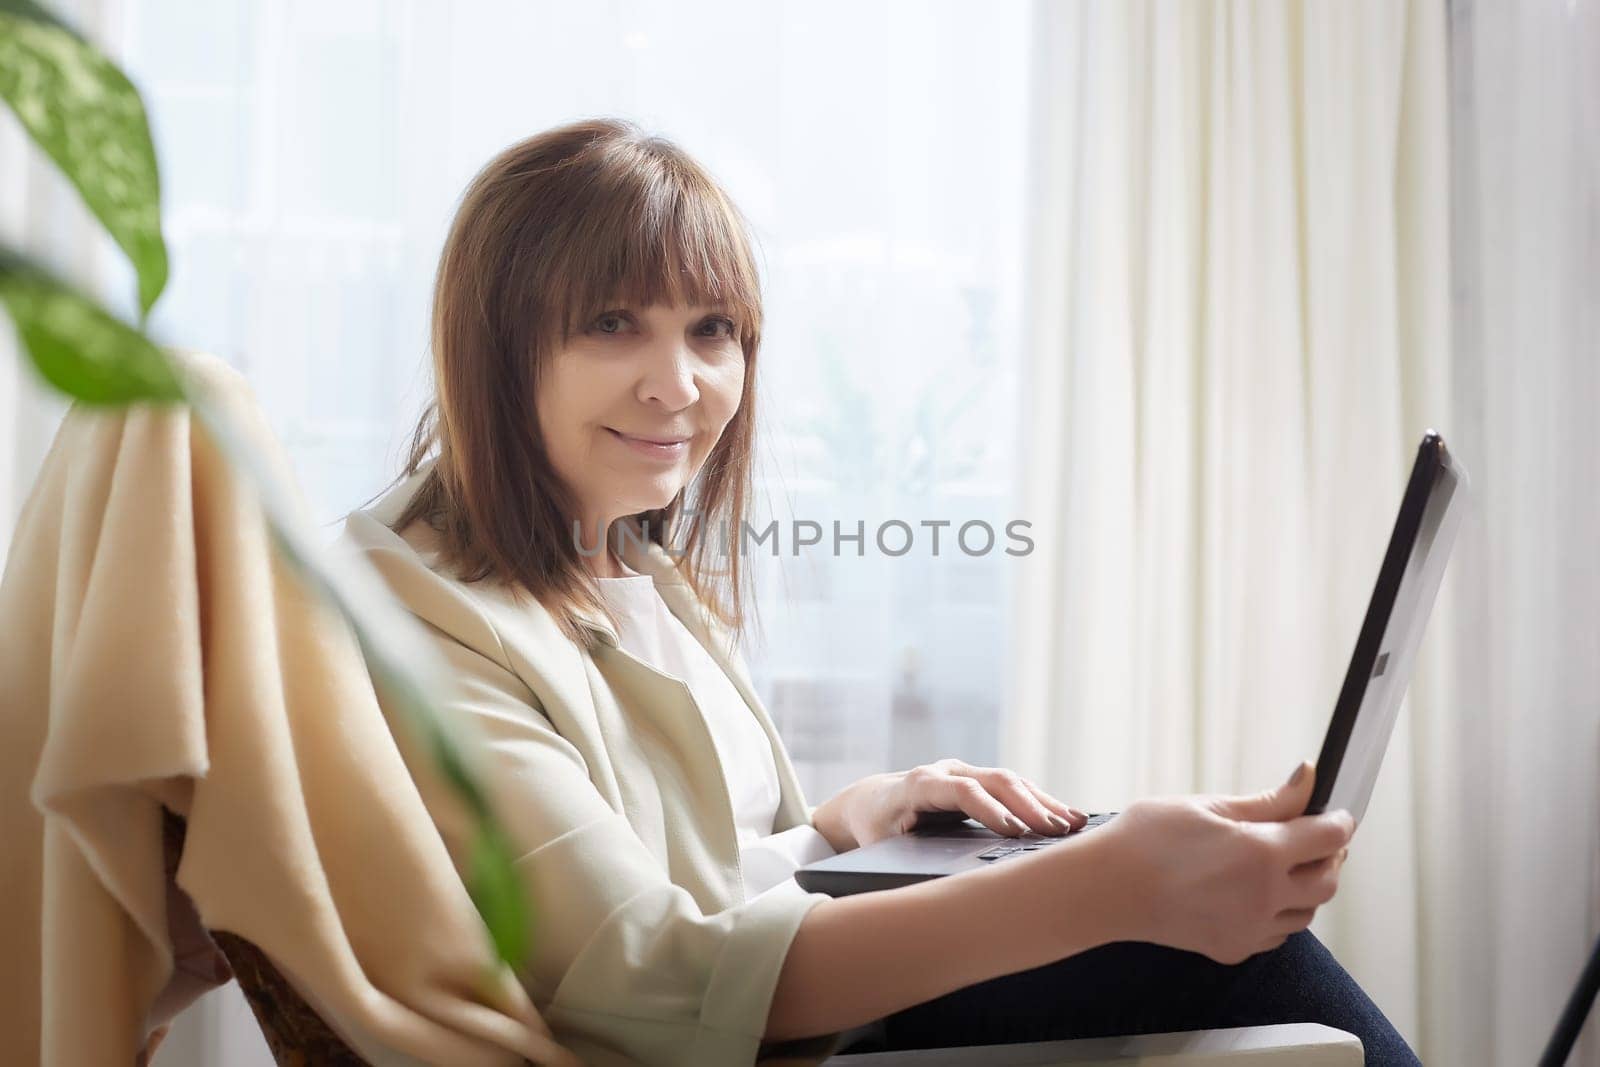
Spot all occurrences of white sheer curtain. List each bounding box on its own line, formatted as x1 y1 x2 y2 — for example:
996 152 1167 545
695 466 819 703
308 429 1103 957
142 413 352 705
0 0 108 564
0 175 65 567
94 0 1033 808
1010 1 1599 1063
1446 1 1600 1063
1006 0 1451 1054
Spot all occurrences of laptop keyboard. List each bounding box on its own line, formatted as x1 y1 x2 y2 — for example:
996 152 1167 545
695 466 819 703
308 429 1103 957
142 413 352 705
975 812 1117 862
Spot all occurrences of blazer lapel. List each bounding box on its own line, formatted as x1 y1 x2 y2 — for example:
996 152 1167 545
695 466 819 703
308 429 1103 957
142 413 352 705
360 468 630 808
619 537 814 832
361 473 815 888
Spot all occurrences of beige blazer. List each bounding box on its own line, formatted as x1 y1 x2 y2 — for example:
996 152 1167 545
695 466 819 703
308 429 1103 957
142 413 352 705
337 469 839 1066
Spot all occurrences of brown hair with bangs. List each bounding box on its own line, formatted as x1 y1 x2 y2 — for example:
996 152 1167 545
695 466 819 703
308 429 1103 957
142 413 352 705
392 117 763 645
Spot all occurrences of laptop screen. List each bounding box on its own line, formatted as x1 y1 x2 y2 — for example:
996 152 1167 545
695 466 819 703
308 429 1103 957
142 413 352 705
1312 434 1469 823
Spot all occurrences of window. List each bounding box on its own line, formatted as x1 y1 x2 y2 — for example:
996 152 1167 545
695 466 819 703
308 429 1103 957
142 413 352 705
114 0 1034 798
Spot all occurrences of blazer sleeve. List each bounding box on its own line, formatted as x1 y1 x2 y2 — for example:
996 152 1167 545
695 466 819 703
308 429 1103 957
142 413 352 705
381 614 836 1067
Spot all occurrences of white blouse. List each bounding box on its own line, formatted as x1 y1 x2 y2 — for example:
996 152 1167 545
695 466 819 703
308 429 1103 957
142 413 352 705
595 574 835 897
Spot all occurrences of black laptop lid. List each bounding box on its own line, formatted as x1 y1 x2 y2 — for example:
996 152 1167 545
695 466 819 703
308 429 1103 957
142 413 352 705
1306 431 1469 821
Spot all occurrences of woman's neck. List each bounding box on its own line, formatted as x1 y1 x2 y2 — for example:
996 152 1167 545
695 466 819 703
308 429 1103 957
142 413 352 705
589 549 629 579
590 527 642 579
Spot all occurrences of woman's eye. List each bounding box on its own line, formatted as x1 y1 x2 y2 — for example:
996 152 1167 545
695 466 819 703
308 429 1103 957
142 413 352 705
586 310 637 335
586 312 735 339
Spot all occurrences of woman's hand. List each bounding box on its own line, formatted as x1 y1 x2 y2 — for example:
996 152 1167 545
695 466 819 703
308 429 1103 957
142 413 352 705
1088 759 1355 965
810 758 1089 852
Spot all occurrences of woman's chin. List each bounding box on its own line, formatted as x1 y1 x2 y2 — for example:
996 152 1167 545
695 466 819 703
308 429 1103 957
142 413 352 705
622 482 686 517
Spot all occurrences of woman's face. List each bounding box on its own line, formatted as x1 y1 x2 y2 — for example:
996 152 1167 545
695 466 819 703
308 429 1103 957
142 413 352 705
537 301 746 539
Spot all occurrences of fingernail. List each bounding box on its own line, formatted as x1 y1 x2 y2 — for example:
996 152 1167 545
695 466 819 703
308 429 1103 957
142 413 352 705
1048 813 1073 834
1287 761 1308 787
1005 816 1027 834
1068 807 1089 822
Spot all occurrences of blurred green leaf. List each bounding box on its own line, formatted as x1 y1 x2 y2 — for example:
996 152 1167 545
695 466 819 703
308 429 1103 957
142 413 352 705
0 249 182 403
0 0 168 318
468 824 528 968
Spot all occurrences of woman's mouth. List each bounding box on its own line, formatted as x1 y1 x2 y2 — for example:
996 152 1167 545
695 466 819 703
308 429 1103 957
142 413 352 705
606 428 690 461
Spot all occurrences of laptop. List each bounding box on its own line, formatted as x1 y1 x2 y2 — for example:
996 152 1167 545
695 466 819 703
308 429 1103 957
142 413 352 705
796 431 1470 897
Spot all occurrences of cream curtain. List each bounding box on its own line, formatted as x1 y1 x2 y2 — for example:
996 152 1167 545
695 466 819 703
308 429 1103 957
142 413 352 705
1010 1 1600 1062
1005 0 1453 1056
1446 1 1600 1064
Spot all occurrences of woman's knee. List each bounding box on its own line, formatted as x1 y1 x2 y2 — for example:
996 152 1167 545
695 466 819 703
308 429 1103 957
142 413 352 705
1232 931 1420 1066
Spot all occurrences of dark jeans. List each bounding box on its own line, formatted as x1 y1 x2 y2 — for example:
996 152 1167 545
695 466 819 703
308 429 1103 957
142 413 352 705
844 931 1419 1065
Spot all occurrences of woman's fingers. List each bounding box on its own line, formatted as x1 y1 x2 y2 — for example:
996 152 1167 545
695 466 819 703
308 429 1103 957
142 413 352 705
921 773 1029 837
1267 860 1346 944
972 769 1071 834
912 761 1087 836
1280 811 1355 866
1284 846 1347 909
1020 776 1090 831
959 766 1080 835
1287 848 1340 878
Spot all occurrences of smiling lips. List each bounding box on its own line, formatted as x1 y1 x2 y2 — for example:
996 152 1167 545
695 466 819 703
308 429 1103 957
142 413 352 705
607 427 690 460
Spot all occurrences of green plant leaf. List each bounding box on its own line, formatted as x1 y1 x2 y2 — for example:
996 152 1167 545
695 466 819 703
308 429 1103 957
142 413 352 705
0 0 168 318
0 249 183 403
468 823 529 968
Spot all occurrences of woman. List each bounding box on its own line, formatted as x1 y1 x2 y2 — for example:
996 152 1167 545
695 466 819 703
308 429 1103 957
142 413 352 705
339 118 1419 1066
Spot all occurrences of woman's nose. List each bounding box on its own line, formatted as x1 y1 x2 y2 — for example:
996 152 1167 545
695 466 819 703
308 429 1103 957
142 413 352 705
636 344 700 411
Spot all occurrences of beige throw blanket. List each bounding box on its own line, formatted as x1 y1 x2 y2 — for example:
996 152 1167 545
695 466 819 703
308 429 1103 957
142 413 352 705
0 353 577 1066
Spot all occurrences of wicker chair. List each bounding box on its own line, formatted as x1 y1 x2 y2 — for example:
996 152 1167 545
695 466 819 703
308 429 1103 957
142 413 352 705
160 809 367 1066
